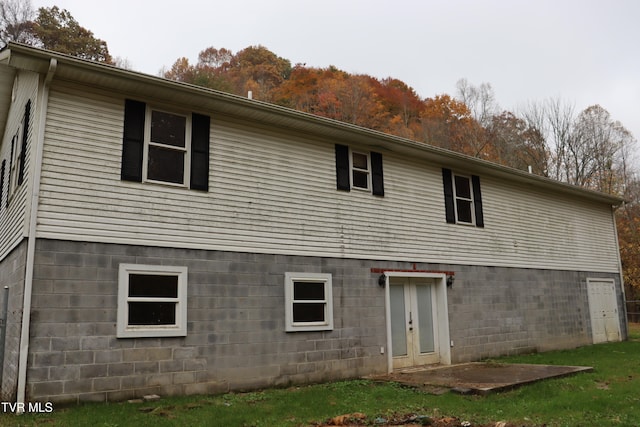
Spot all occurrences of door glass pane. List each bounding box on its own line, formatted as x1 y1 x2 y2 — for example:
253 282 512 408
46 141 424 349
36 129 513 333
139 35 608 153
390 285 407 357
416 285 435 354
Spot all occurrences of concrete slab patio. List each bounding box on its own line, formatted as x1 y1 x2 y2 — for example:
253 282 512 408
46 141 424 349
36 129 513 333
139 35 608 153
372 363 593 395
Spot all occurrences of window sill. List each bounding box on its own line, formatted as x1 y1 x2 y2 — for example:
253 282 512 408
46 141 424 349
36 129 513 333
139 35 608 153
117 325 187 338
286 326 333 333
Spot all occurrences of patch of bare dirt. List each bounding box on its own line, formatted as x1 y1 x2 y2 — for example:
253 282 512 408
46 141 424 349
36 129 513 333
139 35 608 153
312 412 525 426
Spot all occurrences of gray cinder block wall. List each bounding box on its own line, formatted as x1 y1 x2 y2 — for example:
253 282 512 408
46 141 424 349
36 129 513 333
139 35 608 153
27 239 388 404
21 238 623 404
0 239 28 401
446 266 624 362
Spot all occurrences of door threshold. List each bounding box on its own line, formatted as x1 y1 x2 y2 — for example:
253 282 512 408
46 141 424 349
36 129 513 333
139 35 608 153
395 364 441 373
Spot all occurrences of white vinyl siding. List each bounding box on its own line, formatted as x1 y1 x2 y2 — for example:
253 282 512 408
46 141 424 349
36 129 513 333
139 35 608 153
0 71 38 261
34 81 620 273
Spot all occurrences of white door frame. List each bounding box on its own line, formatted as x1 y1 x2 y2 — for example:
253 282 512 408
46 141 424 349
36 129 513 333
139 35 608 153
383 272 451 373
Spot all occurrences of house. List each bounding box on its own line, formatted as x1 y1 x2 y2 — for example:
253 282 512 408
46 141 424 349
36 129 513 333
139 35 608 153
0 43 627 405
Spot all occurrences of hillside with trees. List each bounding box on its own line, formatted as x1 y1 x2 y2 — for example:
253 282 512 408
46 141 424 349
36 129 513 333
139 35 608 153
164 45 639 298
1 1 639 300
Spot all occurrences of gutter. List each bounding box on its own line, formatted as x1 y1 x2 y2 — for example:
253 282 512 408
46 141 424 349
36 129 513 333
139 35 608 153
16 57 56 411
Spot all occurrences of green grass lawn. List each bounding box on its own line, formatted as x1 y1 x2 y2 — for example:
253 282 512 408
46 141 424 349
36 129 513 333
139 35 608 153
3 324 640 427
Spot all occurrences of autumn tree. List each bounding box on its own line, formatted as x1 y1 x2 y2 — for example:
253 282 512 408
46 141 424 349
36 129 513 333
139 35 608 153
334 74 385 128
487 111 549 175
29 6 112 62
617 175 640 299
189 47 234 92
163 48 234 92
455 79 499 157
373 78 424 139
164 57 196 82
272 63 322 111
419 94 481 155
227 45 291 102
0 0 34 47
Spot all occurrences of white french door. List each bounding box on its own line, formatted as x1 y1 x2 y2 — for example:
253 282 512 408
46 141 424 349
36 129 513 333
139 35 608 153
390 277 440 368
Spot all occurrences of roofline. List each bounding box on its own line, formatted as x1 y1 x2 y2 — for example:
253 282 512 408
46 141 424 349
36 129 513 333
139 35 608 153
1 43 623 206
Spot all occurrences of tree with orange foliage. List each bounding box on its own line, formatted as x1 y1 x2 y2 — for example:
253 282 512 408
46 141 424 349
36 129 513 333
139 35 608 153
419 94 487 157
272 64 320 111
615 173 640 301
227 45 291 102
274 66 385 130
373 78 424 139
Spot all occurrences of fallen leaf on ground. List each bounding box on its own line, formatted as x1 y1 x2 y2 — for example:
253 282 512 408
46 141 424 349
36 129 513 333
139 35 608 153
328 412 367 425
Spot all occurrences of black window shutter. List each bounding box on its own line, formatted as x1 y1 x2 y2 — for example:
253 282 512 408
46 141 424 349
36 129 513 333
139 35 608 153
0 159 5 210
335 144 350 191
17 99 30 186
472 175 484 227
442 168 455 223
8 135 14 179
190 113 210 191
121 99 146 182
371 151 384 196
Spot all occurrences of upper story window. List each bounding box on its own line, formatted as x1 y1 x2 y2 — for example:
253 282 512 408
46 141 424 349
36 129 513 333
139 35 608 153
2 100 30 208
146 109 189 185
442 168 484 227
351 151 370 190
121 99 210 191
335 144 384 196
453 174 474 224
7 133 21 199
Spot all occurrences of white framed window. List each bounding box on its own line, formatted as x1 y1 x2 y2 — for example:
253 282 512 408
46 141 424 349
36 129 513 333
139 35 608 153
285 272 333 332
453 173 474 225
8 133 20 198
7 119 24 201
143 107 191 186
117 264 188 338
351 150 370 191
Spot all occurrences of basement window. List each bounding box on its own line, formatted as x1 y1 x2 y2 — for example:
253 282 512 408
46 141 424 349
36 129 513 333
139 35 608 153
285 272 334 332
117 264 188 338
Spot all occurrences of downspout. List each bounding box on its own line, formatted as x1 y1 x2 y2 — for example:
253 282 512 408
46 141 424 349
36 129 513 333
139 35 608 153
16 57 57 411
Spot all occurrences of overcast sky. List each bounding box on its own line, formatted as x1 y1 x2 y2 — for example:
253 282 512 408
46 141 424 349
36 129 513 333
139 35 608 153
32 0 640 159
